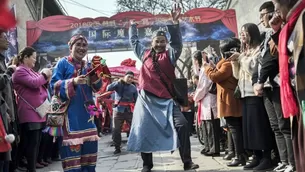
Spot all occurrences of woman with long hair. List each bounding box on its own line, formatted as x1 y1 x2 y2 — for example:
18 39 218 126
230 23 274 171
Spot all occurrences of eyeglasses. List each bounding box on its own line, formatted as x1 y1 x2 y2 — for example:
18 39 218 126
259 11 274 19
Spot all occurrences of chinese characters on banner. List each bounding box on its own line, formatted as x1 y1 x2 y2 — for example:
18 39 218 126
27 8 237 56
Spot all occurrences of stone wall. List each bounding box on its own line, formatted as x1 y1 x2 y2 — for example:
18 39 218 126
9 0 35 51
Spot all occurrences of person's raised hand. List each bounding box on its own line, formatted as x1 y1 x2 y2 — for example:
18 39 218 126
171 3 182 24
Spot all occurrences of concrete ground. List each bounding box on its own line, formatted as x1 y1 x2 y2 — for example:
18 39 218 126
37 134 246 172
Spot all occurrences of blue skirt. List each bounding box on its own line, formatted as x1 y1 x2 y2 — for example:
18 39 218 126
127 90 178 152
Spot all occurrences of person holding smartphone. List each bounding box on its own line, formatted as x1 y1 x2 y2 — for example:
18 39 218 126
270 0 305 171
203 38 245 167
253 2 295 172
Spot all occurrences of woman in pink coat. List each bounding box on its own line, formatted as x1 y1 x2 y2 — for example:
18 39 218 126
12 47 52 172
193 50 220 157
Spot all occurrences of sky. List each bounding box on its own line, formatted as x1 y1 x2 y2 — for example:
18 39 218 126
60 0 141 69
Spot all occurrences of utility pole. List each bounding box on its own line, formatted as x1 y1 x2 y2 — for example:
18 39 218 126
40 0 44 19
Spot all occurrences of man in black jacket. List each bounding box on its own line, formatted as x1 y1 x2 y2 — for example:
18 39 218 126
252 2 295 172
0 31 19 172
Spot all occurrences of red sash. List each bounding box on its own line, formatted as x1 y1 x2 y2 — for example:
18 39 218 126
114 101 135 113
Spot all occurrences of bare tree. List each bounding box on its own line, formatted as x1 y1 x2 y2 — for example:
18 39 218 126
116 0 229 14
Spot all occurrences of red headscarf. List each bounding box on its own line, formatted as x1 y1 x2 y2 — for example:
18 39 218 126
68 34 88 48
278 0 305 118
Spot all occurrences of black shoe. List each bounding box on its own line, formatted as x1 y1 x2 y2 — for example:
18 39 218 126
98 132 102 137
243 157 260 170
253 158 273 171
200 149 209 154
114 149 121 154
227 155 246 167
141 166 152 172
51 157 61 161
39 161 49 167
17 166 27 171
45 158 52 164
36 162 44 169
184 162 199 170
204 152 220 157
223 152 235 160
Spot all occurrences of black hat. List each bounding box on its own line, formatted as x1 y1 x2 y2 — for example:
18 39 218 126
152 30 167 40
125 71 134 76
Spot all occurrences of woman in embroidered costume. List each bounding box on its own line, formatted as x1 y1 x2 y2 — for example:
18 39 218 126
127 5 199 172
271 0 305 171
50 35 102 172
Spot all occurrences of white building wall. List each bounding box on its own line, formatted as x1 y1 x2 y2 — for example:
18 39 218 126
229 0 267 33
9 0 35 51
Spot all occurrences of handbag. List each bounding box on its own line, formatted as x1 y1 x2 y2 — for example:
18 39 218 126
17 94 50 118
233 85 241 99
150 50 188 106
208 83 217 94
46 95 69 127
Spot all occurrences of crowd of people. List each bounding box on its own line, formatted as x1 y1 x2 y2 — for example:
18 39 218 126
188 1 305 172
0 0 304 172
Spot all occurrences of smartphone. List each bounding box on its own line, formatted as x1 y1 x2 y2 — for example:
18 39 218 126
224 48 239 59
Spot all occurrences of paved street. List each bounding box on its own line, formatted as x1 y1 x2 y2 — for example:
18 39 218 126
37 134 245 172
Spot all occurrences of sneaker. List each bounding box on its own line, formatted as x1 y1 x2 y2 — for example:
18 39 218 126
284 165 295 172
274 163 287 172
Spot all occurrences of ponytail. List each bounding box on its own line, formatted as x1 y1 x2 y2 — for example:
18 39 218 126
16 46 36 66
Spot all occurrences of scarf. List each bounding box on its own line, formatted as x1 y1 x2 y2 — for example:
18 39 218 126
279 0 305 118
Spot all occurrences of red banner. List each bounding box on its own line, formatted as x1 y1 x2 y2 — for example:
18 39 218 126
27 8 237 53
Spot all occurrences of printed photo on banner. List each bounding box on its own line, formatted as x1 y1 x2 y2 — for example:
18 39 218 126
4 4 18 64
